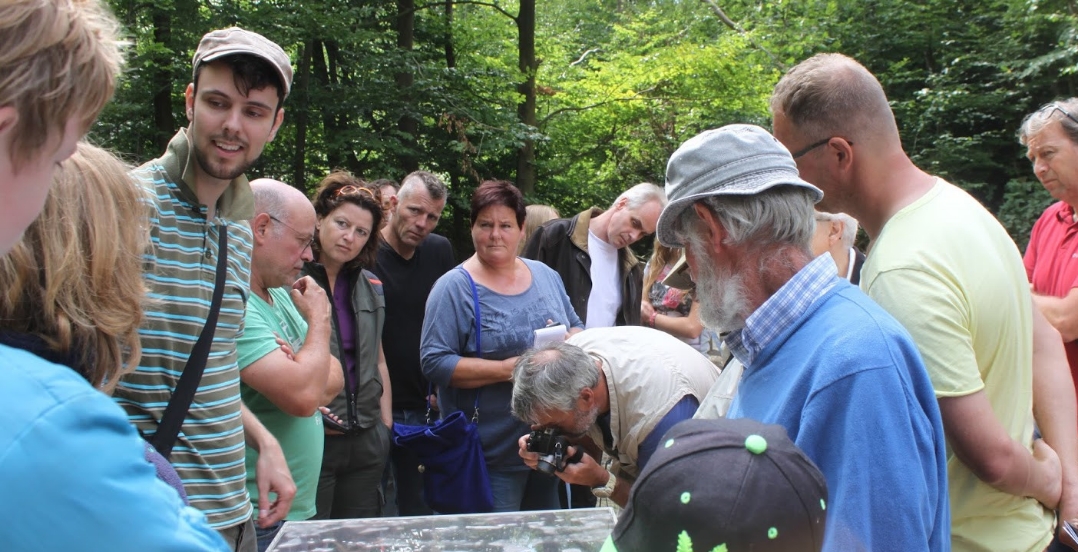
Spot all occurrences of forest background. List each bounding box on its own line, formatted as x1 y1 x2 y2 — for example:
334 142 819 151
94 0 1078 256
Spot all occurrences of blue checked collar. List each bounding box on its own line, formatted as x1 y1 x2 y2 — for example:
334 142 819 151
725 254 839 367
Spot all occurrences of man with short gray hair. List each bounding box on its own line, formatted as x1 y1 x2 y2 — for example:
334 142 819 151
239 179 343 549
657 123 949 551
1022 99 1078 394
523 182 667 328
511 326 716 508
522 182 666 508
810 211 864 284
373 170 455 516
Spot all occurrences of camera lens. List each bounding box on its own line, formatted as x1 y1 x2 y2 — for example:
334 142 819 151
535 454 558 475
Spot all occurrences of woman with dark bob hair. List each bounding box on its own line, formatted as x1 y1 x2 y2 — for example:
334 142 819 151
420 180 583 512
303 171 393 519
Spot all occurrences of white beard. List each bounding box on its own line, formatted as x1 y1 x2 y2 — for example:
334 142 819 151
687 239 749 333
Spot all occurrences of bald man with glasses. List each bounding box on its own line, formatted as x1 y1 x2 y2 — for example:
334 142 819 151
238 178 344 550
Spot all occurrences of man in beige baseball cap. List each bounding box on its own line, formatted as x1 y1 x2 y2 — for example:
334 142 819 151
193 27 293 99
112 26 296 552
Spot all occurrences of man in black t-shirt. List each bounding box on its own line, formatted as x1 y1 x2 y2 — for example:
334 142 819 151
372 171 454 516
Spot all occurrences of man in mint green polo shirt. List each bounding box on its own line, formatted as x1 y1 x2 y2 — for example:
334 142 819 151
238 179 344 550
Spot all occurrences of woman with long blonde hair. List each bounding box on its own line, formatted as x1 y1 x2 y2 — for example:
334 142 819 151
640 239 721 359
1 143 148 391
0 142 228 550
517 204 559 255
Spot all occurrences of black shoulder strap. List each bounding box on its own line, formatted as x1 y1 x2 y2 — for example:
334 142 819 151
149 225 228 459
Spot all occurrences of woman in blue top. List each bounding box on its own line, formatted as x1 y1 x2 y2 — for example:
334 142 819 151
421 180 584 512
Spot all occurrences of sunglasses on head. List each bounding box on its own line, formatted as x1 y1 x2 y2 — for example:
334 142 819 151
335 185 378 200
1038 102 1078 127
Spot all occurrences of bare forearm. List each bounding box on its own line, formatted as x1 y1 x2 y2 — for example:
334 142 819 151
582 460 630 508
654 313 703 340
241 402 278 454
941 392 1061 507
1033 308 1078 513
320 356 344 405
1033 293 1078 341
609 476 631 508
378 360 393 427
447 356 514 389
986 441 1049 499
291 318 335 406
956 432 1060 508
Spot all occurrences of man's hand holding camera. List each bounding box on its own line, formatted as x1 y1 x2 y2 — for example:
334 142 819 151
516 430 605 488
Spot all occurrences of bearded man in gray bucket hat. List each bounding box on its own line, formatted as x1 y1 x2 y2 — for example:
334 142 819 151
657 124 950 552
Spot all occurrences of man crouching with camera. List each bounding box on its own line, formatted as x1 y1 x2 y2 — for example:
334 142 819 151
512 327 717 507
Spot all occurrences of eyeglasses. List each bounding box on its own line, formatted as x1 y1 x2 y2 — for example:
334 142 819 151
1038 102 1078 127
335 185 378 200
790 137 854 159
268 215 315 250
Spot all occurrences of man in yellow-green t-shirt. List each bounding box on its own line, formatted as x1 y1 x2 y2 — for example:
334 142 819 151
771 53 1076 552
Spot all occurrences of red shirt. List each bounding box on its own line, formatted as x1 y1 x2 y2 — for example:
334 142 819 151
1024 201 1078 380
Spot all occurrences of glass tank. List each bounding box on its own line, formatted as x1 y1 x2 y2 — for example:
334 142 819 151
266 507 617 552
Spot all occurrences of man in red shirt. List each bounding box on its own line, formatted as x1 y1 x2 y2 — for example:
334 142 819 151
1022 99 1078 385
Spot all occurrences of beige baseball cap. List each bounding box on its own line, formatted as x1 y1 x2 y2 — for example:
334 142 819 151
192 27 293 98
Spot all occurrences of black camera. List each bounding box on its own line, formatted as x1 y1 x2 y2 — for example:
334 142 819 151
526 428 582 475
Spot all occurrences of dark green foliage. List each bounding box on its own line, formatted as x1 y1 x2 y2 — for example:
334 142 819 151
999 178 1056 251
91 0 1078 252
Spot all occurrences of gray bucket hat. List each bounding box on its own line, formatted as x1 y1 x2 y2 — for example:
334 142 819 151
193 27 293 98
656 124 823 247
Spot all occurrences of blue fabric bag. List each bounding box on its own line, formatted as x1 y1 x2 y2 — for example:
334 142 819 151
392 407 493 514
392 267 493 514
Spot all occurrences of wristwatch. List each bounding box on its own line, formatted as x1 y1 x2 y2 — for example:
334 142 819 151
591 471 617 499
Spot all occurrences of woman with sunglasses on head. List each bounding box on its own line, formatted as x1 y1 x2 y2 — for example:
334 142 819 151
303 172 393 519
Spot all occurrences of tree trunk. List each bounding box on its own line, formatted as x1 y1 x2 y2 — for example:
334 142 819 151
311 40 343 171
292 40 313 191
396 0 419 173
515 0 537 195
444 0 456 69
151 7 176 154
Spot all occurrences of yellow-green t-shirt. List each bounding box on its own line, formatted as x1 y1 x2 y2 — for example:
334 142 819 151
861 179 1052 552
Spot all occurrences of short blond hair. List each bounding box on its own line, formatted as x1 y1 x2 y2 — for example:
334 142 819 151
770 53 897 143
0 142 150 393
0 0 124 170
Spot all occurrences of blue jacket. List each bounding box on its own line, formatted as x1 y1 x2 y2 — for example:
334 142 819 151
728 283 950 552
0 344 228 551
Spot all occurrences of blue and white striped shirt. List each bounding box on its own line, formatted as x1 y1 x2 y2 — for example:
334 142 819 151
113 129 255 529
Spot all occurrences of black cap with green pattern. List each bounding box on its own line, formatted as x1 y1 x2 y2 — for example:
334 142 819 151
601 418 827 552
